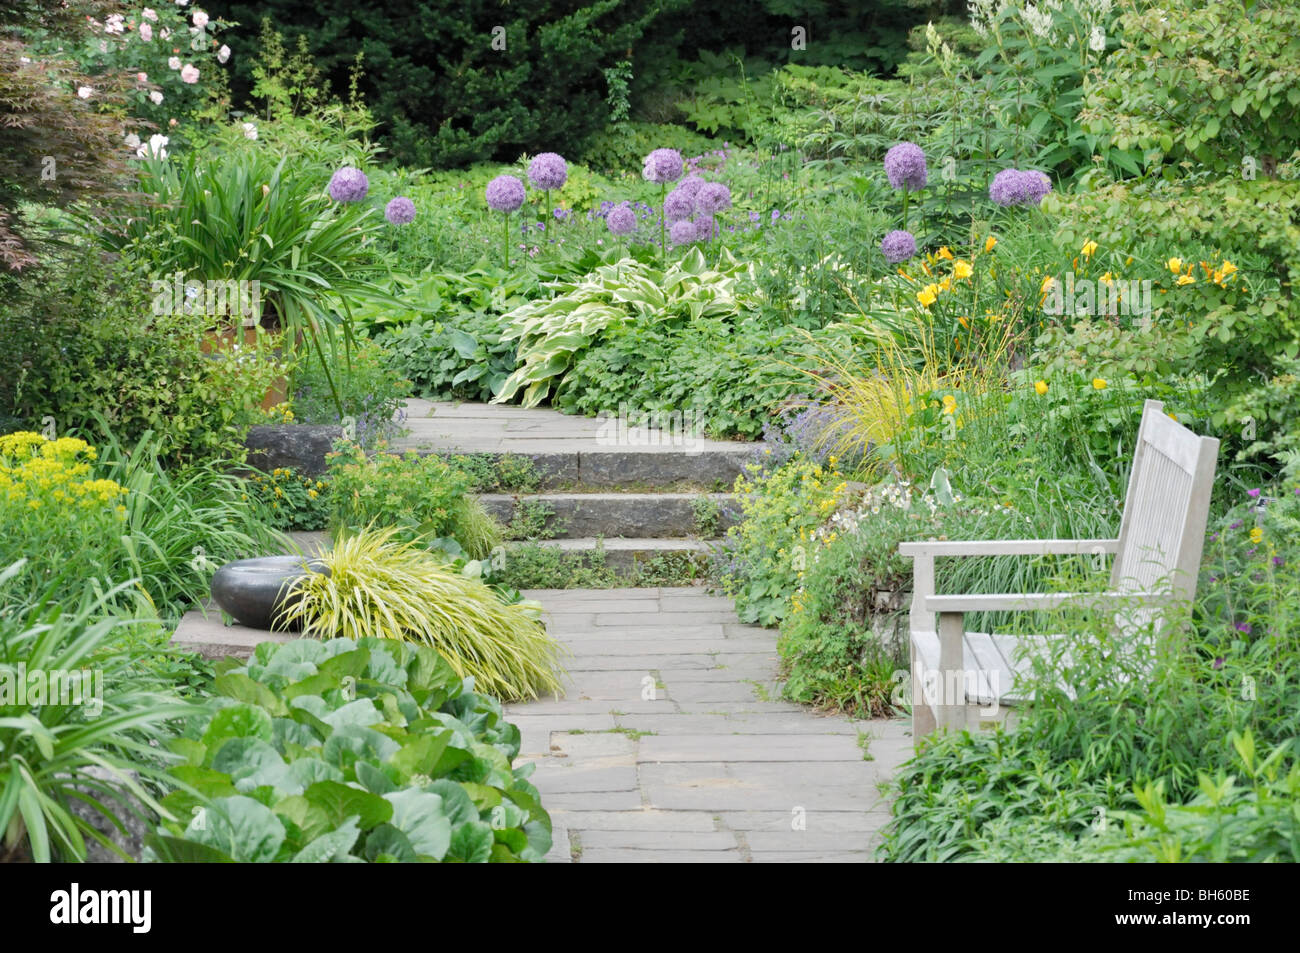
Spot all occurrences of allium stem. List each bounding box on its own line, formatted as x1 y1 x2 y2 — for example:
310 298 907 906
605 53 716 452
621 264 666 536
659 184 666 264
503 212 509 268
902 187 910 232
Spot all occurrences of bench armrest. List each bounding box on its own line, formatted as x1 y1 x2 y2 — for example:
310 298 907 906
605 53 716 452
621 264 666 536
924 590 1180 613
898 538 1119 558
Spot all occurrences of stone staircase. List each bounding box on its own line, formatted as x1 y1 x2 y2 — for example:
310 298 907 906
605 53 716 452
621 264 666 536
394 399 758 578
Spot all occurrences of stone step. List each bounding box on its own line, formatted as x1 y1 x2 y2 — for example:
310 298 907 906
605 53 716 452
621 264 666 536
483 492 735 540
410 447 753 492
506 537 715 575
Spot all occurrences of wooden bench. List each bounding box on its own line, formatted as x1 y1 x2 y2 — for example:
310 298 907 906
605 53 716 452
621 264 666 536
898 400 1219 741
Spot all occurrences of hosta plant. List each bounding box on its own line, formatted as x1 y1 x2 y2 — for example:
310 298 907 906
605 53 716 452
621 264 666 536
145 636 552 863
494 247 758 407
275 527 564 701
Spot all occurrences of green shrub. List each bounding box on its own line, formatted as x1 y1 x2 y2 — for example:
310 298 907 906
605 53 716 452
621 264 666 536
244 467 331 532
145 635 553 863
291 339 411 450
382 314 519 403
325 443 500 559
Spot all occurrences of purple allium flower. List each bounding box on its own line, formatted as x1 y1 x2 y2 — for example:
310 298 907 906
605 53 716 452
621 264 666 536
528 152 567 190
694 216 718 242
384 196 416 225
881 229 918 264
328 166 368 202
1247 488 1261 498
676 175 706 201
1023 170 1053 204
485 174 525 213
989 168 1030 207
695 181 732 215
669 219 696 246
642 148 684 184
884 142 927 190
663 187 695 222
606 204 636 236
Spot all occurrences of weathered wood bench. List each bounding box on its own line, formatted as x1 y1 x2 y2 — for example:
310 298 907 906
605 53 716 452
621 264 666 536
898 399 1219 741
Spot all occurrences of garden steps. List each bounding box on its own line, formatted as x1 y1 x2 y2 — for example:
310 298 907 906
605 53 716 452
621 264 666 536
391 398 756 490
507 537 714 572
482 491 735 540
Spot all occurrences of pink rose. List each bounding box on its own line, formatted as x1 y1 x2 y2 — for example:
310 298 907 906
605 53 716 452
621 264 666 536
139 23 152 41
180 64 199 84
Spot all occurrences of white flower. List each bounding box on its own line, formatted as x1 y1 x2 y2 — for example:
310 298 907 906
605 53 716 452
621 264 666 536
180 64 199 84
124 132 141 148
137 134 169 159
168 56 181 70
241 122 258 140
77 85 93 99
149 90 164 104
192 11 209 29
105 14 125 34
142 8 158 21
175 0 188 5
217 44 231 63
1089 25 1106 51
139 23 153 41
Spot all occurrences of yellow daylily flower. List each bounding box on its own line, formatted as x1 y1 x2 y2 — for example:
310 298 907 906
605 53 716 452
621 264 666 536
942 395 957 414
1092 378 1107 390
917 285 938 307
953 259 973 280
1220 260 1238 277
1035 380 1049 396
1167 257 1182 274
1081 240 1098 258
1176 274 1196 286
937 246 954 260
984 235 997 253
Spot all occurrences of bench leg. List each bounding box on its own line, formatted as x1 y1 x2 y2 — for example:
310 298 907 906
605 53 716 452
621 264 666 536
936 612 967 733
910 640 936 744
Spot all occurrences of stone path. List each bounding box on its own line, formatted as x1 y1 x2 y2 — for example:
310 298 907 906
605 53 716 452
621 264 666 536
507 587 911 863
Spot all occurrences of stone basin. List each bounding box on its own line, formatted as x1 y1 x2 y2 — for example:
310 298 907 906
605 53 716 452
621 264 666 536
210 555 329 631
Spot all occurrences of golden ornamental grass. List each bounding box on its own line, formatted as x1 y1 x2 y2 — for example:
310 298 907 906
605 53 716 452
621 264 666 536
277 526 565 702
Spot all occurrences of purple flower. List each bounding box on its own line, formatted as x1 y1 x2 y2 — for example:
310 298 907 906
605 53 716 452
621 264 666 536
1235 622 1253 634
663 188 695 222
384 196 416 225
1230 520 1243 530
328 166 368 202
606 204 636 235
1024 170 1053 204
553 208 569 221
989 168 1030 207
1273 556 1285 567
669 219 696 246
485 175 525 213
676 175 706 200
881 229 918 264
694 216 717 242
1247 488 1261 498
884 142 927 190
528 152 567 190
642 148 684 184
695 182 732 215
1212 657 1224 670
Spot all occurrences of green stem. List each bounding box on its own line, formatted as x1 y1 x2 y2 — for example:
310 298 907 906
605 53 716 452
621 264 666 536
503 212 509 269
660 184 667 264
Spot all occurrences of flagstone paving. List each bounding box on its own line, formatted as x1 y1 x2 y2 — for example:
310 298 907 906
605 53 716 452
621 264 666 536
506 586 913 863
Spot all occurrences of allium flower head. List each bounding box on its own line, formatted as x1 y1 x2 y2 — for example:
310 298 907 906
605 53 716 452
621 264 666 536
990 168 1051 207
881 229 917 264
884 142 927 190
676 175 706 200
385 196 416 225
669 219 696 246
606 204 636 236
328 166 369 203
642 148 684 184
695 182 732 216
527 152 567 190
485 174 525 212
663 188 695 222
694 216 718 242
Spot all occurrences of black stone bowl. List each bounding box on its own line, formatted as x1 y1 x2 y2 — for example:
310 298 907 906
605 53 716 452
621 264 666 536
210 556 330 631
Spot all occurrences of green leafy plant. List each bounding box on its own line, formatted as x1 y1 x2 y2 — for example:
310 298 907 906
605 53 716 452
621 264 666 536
0 566 189 862
275 527 565 701
145 634 552 863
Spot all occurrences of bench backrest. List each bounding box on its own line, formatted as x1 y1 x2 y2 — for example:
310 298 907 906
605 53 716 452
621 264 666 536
1111 400 1220 602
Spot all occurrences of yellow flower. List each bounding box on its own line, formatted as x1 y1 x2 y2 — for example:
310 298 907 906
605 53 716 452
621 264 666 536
917 286 938 307
957 315 970 328
1099 272 1114 285
1250 527 1263 544
1040 275 1055 295
897 268 914 283
1092 378 1107 390
984 235 997 253
1176 274 1196 286
308 489 318 499
1220 260 1237 277
1081 240 1098 258
920 261 932 277
937 246 954 260
953 260 973 280
1167 257 1182 274
939 276 953 292
1035 380 1049 396
942 395 957 415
